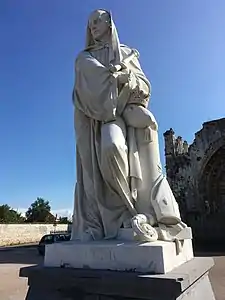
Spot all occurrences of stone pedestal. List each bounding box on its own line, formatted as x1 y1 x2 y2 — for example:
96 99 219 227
20 257 216 300
44 239 193 274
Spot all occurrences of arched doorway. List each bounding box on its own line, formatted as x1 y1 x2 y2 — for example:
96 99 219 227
200 145 225 214
196 145 225 241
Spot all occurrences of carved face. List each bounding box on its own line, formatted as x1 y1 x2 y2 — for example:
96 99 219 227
88 10 111 41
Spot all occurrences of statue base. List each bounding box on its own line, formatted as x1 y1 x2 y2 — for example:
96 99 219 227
44 238 193 274
20 257 216 299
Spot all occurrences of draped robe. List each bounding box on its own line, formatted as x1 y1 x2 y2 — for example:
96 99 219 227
72 44 153 241
71 42 182 242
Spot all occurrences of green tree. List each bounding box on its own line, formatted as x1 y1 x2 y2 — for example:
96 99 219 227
0 204 25 223
25 198 55 223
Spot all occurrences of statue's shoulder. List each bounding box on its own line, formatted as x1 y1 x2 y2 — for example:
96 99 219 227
120 44 133 55
75 50 91 68
120 44 139 60
76 50 89 61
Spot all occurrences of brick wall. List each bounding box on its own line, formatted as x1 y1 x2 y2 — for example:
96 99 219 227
0 224 71 246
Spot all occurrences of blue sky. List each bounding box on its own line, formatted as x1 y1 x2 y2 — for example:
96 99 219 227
0 1 224 215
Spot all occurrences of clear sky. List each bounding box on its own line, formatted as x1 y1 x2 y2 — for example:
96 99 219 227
0 0 224 215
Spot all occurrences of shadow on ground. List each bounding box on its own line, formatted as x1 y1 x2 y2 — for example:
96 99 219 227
193 240 225 257
0 245 43 265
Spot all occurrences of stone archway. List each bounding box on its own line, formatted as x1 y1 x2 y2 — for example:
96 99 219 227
199 145 225 214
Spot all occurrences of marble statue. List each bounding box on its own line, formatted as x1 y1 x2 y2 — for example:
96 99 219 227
71 9 187 250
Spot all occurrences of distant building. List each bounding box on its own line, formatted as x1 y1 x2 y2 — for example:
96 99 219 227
164 118 225 241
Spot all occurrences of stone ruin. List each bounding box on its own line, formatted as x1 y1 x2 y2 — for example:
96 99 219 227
164 117 225 241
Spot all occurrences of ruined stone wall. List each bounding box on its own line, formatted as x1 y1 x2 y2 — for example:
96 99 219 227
164 119 225 212
163 128 194 219
164 118 225 240
0 224 71 246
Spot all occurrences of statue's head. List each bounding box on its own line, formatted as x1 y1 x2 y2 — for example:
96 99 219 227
85 9 121 64
88 9 111 42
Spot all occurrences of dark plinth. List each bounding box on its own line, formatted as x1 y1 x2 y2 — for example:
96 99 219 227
20 257 215 300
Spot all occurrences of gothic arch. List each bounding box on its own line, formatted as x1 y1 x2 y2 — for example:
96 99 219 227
198 142 225 214
198 137 225 180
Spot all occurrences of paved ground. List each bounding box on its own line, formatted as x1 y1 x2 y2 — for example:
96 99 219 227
0 246 42 300
0 246 224 299
209 256 225 299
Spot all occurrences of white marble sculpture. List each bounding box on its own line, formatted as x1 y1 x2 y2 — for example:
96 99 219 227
71 9 188 251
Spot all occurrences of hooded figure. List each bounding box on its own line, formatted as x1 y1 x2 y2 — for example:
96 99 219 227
72 9 184 243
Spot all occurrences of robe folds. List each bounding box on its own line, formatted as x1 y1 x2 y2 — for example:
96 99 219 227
72 44 153 241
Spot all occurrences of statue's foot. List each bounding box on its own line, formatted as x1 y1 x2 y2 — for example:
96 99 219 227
157 222 189 255
131 214 158 242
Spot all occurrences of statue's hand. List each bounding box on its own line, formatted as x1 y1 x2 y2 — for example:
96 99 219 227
117 68 131 84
